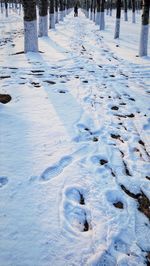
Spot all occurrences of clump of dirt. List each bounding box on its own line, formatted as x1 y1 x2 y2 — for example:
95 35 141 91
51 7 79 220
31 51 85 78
0 75 11 79
44 80 56 85
120 185 150 220
100 159 108 165
138 193 150 220
0 94 12 104
122 160 132 176
129 97 135 101
111 106 119 110
93 136 99 142
79 192 85 205
126 113 135 118
146 176 150 181
113 201 124 209
59 90 66 94
111 134 121 139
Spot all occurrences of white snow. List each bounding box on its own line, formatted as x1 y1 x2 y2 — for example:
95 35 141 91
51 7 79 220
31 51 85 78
0 7 150 266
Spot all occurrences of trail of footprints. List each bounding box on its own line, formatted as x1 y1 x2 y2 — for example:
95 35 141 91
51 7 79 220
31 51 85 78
62 186 91 233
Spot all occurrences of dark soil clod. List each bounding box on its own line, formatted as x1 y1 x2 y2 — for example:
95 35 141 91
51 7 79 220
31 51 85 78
113 201 124 209
120 102 126 105
44 80 56 85
100 159 108 165
31 70 44 73
111 106 119 110
0 94 12 104
120 185 150 220
129 98 135 101
83 219 89 231
127 113 135 118
59 90 66 93
111 134 121 139
93 136 99 142
0 75 11 79
139 140 145 146
123 160 132 176
79 192 85 205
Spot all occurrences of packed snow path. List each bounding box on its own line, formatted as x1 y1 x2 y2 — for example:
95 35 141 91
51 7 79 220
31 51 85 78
0 10 150 266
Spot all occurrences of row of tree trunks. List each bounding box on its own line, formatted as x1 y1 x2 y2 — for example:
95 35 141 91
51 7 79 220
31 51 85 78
82 0 149 56
22 0 73 53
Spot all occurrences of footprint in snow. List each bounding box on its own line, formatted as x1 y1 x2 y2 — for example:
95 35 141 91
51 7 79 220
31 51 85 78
40 156 72 181
62 186 91 233
0 177 8 188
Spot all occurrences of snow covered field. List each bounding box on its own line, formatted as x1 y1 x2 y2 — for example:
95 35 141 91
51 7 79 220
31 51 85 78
0 7 150 266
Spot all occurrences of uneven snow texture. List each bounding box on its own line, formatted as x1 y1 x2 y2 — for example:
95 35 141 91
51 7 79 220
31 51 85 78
0 8 150 266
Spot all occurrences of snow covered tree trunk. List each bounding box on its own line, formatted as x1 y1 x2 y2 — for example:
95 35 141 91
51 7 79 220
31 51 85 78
106 0 109 15
86 0 90 18
1 1 4 14
59 0 64 21
100 0 105 30
66 0 70 15
132 0 136 22
124 0 128 21
22 0 38 53
55 0 59 23
49 0 55 29
93 0 96 22
19 3 22 15
110 0 113 16
139 0 149 56
90 0 93 20
114 0 121 38
5 2 8 17
39 0 48 37
96 0 100 25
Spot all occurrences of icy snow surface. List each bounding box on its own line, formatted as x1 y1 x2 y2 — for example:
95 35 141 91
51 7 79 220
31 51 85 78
0 8 150 266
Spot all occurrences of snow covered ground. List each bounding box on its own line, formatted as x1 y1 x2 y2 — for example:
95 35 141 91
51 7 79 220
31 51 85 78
0 7 150 266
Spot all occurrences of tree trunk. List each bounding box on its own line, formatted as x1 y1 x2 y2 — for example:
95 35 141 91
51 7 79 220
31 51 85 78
1 1 4 14
86 0 90 18
96 0 100 25
90 0 93 20
39 0 48 37
132 0 136 22
106 0 109 15
49 0 55 29
55 0 59 23
114 0 121 38
59 0 64 21
124 0 128 21
139 0 149 56
110 0 112 16
100 0 105 30
5 1 8 17
22 0 38 53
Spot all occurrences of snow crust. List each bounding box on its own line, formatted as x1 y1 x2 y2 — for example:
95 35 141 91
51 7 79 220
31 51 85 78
0 8 150 266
